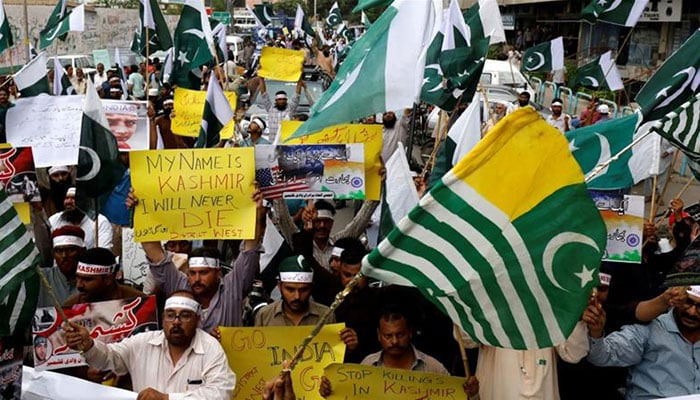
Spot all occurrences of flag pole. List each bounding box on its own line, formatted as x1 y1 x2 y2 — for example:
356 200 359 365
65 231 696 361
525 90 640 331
6 38 15 74
35 266 70 324
654 150 680 209
648 175 658 223
22 0 29 62
453 324 471 377
584 128 654 183
94 198 99 246
653 176 695 226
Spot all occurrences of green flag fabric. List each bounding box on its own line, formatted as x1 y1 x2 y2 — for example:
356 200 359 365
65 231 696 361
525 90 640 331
13 52 49 97
248 4 273 27
581 0 649 27
362 108 607 350
130 30 142 54
0 0 14 54
635 29 700 122
39 0 67 46
570 50 624 91
171 0 215 90
195 77 233 148
521 37 564 74
294 5 316 47
39 3 84 49
326 1 343 28
114 47 129 97
352 0 392 13
336 23 355 43
463 0 506 45
650 92 700 180
0 188 40 337
139 0 173 56
76 80 125 198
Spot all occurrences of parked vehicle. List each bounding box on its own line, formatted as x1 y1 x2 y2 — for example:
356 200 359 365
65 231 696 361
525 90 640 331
46 55 96 75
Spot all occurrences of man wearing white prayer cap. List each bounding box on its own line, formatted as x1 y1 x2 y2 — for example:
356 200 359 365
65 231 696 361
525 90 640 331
66 290 236 400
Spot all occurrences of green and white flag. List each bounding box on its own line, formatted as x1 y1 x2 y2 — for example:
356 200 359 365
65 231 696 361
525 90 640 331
336 23 355 43
210 18 228 62
421 0 489 111
289 0 434 139
171 0 215 90
195 77 233 148
294 5 316 47
379 142 419 241
0 0 14 54
130 29 142 54
429 92 481 187
570 50 624 91
76 80 125 198
463 0 506 45
248 4 273 27
39 0 67 45
113 47 129 97
649 93 700 180
326 1 342 28
521 36 564 74
13 52 49 97
139 0 173 56
353 0 392 13
361 11 371 27
0 188 40 337
362 108 607 350
635 29 700 122
39 3 84 49
52 56 74 95
582 0 649 27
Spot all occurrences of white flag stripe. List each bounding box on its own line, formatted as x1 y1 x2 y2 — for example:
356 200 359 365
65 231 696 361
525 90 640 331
14 52 47 91
550 36 564 71
478 0 506 44
599 51 624 91
435 294 489 344
0 243 37 290
53 56 63 95
626 0 649 27
385 142 419 225
442 0 471 50
444 174 566 343
69 4 84 31
8 282 26 333
449 92 481 166
141 0 155 29
207 78 234 126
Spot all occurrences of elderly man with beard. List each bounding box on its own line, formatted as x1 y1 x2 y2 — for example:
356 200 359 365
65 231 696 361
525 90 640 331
259 77 304 141
48 187 113 250
37 226 86 307
40 165 73 217
65 291 235 400
381 110 410 161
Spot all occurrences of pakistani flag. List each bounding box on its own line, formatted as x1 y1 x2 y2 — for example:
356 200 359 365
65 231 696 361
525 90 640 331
353 0 392 13
429 92 482 188
52 56 74 95
39 0 67 44
326 2 342 28
0 0 14 54
288 0 434 139
210 18 228 63
463 0 506 45
650 93 700 180
171 0 215 90
362 107 607 349
0 189 40 336
521 37 564 74
114 47 129 98
130 30 142 54
39 3 84 49
379 142 419 241
582 0 649 27
76 80 125 198
421 0 489 111
13 52 49 97
139 0 173 56
635 29 700 122
336 23 355 43
571 51 624 91
294 5 316 47
195 77 233 148
248 4 273 27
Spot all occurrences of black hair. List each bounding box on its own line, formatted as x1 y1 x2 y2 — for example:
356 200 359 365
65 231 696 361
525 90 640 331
378 304 411 328
190 247 221 260
275 90 288 97
337 238 366 265
78 247 115 266
520 91 531 99
314 200 336 216
551 98 563 104
169 289 196 299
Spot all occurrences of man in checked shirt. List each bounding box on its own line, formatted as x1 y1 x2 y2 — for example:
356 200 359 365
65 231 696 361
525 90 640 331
258 77 305 141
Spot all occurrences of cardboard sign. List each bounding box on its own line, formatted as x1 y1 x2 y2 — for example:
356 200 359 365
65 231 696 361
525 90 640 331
32 296 158 371
258 47 305 82
591 192 644 263
323 363 467 400
130 148 256 242
171 87 237 138
92 49 112 69
120 227 149 288
255 144 365 200
102 100 149 151
280 122 382 200
220 324 346 400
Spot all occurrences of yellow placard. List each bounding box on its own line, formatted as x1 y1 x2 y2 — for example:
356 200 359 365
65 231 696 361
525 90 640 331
171 87 237 138
13 202 30 224
129 148 256 242
258 47 305 82
281 121 382 200
220 324 346 400
324 363 467 399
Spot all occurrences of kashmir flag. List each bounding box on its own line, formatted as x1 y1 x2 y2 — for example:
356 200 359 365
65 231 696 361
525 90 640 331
76 80 125 198
649 93 700 179
429 92 482 187
326 2 343 28
463 0 506 45
570 50 624 91
13 52 49 97
421 0 489 111
362 107 607 349
294 5 315 47
521 37 564 74
353 0 392 13
113 47 129 97
288 0 434 139
378 142 419 241
195 77 234 148
581 0 649 27
0 188 40 336
0 0 14 54
170 0 215 89
39 3 84 49
248 4 273 27
635 29 700 122
52 56 74 95
139 0 173 56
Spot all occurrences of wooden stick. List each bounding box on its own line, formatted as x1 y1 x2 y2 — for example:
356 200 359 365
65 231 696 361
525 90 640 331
94 198 99 246
655 151 680 209
648 175 658 223
453 324 471 377
420 110 445 180
35 266 69 323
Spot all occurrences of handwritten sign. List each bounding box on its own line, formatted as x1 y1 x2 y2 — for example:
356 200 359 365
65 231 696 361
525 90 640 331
92 49 111 68
171 87 237 138
591 192 644 263
0 335 23 399
258 47 305 82
120 227 149 287
32 296 158 371
102 100 149 151
219 324 346 400
130 148 256 242
6 95 84 167
281 122 382 200
324 363 467 400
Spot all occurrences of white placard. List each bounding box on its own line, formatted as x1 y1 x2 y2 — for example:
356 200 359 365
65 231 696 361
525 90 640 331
6 95 84 168
121 227 149 287
101 100 149 151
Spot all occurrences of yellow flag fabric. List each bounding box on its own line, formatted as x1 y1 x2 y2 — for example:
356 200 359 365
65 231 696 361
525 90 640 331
220 324 346 400
323 363 467 399
258 47 305 82
171 87 237 138
129 148 256 242
280 121 382 200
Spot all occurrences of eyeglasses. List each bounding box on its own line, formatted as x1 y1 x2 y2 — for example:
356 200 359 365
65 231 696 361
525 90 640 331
163 311 196 322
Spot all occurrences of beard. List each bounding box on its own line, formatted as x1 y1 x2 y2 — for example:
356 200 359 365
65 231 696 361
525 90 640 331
274 103 287 111
49 180 71 211
61 208 86 225
383 118 397 129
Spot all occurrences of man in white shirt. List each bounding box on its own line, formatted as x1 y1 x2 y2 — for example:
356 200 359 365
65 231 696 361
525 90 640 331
48 187 113 250
65 291 236 400
545 98 570 133
92 63 108 88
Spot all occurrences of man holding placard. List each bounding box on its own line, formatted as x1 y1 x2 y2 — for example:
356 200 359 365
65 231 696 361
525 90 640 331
259 77 304 140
